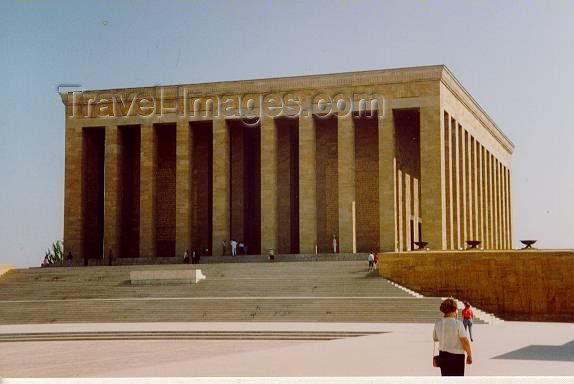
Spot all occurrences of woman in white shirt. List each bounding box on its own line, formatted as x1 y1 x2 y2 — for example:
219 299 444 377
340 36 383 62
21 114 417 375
433 298 473 376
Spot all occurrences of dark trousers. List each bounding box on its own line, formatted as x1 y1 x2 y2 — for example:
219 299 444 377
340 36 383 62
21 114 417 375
439 351 465 376
463 318 473 340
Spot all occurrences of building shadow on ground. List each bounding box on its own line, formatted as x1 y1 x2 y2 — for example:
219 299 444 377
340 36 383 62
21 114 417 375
493 340 574 362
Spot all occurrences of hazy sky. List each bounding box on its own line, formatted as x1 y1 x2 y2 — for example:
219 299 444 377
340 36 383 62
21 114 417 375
1 0 572 268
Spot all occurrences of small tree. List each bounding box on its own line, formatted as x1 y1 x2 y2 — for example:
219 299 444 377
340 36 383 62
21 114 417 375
45 240 64 263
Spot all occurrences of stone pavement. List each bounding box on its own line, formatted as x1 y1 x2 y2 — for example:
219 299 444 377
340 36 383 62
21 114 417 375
0 321 573 377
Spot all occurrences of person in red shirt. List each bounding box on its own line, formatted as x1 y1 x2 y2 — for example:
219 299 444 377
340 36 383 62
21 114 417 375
461 301 475 342
373 253 379 270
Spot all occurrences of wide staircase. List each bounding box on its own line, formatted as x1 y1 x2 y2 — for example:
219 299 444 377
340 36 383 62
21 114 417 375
0 260 451 324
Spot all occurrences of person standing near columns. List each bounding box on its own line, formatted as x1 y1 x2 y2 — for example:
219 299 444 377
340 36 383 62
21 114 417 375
332 234 337 253
462 301 475 342
230 239 238 257
221 240 227 256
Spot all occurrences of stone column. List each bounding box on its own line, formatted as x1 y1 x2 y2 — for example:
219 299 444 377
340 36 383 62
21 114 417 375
404 174 412 250
396 169 404 251
445 114 454 249
487 152 494 249
497 161 506 249
379 109 397 251
260 116 278 253
478 144 485 246
507 168 513 248
472 137 479 241
103 125 121 261
175 119 192 257
413 177 420 244
453 120 461 249
298 112 317 253
495 161 501 249
460 127 467 246
139 122 156 258
337 113 356 253
420 106 447 250
212 118 230 256
503 164 509 248
63 120 84 264
466 132 473 242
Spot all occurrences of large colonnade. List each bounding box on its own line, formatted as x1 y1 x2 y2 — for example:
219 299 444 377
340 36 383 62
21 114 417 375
61 66 514 264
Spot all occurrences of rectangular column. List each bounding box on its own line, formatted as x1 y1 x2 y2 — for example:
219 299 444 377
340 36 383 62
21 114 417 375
487 152 494 249
444 113 453 249
420 106 447 250
404 174 412 250
466 131 473 242
507 168 513 248
63 122 84 264
379 110 397 251
260 116 278 253
459 126 467 246
413 177 420 244
139 122 156 258
503 164 508 248
298 112 317 253
103 125 121 261
396 169 404 251
453 119 461 249
337 114 356 253
478 145 484 246
175 119 192 257
498 161 504 248
212 118 230 256
494 157 499 249
472 137 479 241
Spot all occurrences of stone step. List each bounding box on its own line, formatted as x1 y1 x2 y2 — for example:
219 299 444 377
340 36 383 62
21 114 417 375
0 260 473 325
0 330 384 342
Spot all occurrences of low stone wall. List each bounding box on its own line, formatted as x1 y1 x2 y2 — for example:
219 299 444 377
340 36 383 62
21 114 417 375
378 250 574 322
130 270 206 285
0 264 15 278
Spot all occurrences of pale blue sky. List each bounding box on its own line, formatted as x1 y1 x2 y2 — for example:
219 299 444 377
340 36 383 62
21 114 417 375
1 0 572 267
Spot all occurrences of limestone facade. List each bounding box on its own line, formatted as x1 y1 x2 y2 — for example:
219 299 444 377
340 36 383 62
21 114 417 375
61 65 514 263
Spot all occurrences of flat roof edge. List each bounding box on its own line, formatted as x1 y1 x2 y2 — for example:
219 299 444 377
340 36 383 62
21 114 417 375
60 65 446 96
440 66 515 154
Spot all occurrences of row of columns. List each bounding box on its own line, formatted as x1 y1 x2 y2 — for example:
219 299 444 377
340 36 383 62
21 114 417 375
65 103 477 260
443 111 512 250
82 112 401 259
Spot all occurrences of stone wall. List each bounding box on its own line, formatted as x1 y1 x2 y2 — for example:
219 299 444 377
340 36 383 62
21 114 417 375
378 250 574 321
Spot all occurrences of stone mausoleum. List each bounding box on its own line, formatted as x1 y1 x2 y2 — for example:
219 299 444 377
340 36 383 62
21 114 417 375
60 65 513 264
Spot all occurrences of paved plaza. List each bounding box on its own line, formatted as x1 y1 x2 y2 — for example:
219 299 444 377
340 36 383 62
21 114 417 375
1 321 573 377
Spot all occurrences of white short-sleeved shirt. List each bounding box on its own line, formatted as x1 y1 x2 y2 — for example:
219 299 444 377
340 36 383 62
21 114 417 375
433 317 467 355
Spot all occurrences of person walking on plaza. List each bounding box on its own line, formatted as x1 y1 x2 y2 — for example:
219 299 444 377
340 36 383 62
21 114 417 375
373 253 379 270
230 239 238 257
433 298 473 376
221 240 227 256
332 234 337 253
368 252 375 272
462 301 475 342
183 249 190 264
66 251 73 267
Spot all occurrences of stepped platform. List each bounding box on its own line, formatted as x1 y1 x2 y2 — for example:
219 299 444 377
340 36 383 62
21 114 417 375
0 260 463 325
49 252 369 266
